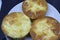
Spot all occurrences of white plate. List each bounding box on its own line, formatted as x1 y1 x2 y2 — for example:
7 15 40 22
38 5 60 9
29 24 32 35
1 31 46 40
0 0 2 10
7 2 60 40
9 2 60 23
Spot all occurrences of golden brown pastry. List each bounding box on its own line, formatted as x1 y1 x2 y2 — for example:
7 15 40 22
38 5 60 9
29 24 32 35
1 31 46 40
1 12 31 38
30 16 60 40
58 25 60 39
22 0 48 19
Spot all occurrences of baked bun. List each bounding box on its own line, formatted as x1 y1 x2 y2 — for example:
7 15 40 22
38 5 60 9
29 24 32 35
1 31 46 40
1 12 31 38
30 17 60 40
22 0 48 19
58 25 60 39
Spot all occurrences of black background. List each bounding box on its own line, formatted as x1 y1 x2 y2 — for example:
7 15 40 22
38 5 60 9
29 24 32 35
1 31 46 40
0 0 60 40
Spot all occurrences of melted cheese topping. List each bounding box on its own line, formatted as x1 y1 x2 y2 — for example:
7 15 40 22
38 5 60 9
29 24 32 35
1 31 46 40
2 12 31 38
34 19 56 39
31 3 46 12
26 0 47 12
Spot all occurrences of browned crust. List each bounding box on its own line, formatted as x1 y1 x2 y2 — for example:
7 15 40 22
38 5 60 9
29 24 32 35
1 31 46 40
2 12 21 25
1 12 23 37
1 12 31 38
58 24 60 39
22 0 48 19
30 16 60 40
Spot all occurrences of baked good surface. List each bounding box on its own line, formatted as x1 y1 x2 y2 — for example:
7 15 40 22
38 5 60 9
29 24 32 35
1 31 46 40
22 0 48 19
1 12 31 38
59 25 60 39
30 17 60 40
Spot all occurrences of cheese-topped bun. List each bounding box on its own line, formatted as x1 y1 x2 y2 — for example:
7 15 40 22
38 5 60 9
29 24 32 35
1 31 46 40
22 0 48 19
1 12 31 38
58 25 60 39
30 17 60 40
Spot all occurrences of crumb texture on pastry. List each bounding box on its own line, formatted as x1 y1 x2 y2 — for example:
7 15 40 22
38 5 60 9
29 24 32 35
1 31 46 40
2 12 31 38
30 17 59 40
22 0 48 19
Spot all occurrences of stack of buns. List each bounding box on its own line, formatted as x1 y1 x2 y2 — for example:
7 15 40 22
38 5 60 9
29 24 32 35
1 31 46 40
1 0 60 40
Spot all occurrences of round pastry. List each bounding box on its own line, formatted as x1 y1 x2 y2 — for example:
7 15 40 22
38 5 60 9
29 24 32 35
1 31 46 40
30 16 60 40
22 0 48 19
1 12 31 38
58 25 60 39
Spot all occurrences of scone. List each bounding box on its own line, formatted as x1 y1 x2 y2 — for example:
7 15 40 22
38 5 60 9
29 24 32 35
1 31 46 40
22 0 48 19
30 17 60 40
1 12 31 38
58 25 60 39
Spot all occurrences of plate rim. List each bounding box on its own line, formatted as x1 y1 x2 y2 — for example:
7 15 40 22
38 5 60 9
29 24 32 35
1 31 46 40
9 2 60 23
9 2 60 14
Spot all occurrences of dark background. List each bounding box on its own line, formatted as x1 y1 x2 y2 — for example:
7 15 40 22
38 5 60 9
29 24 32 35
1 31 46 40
0 0 60 40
